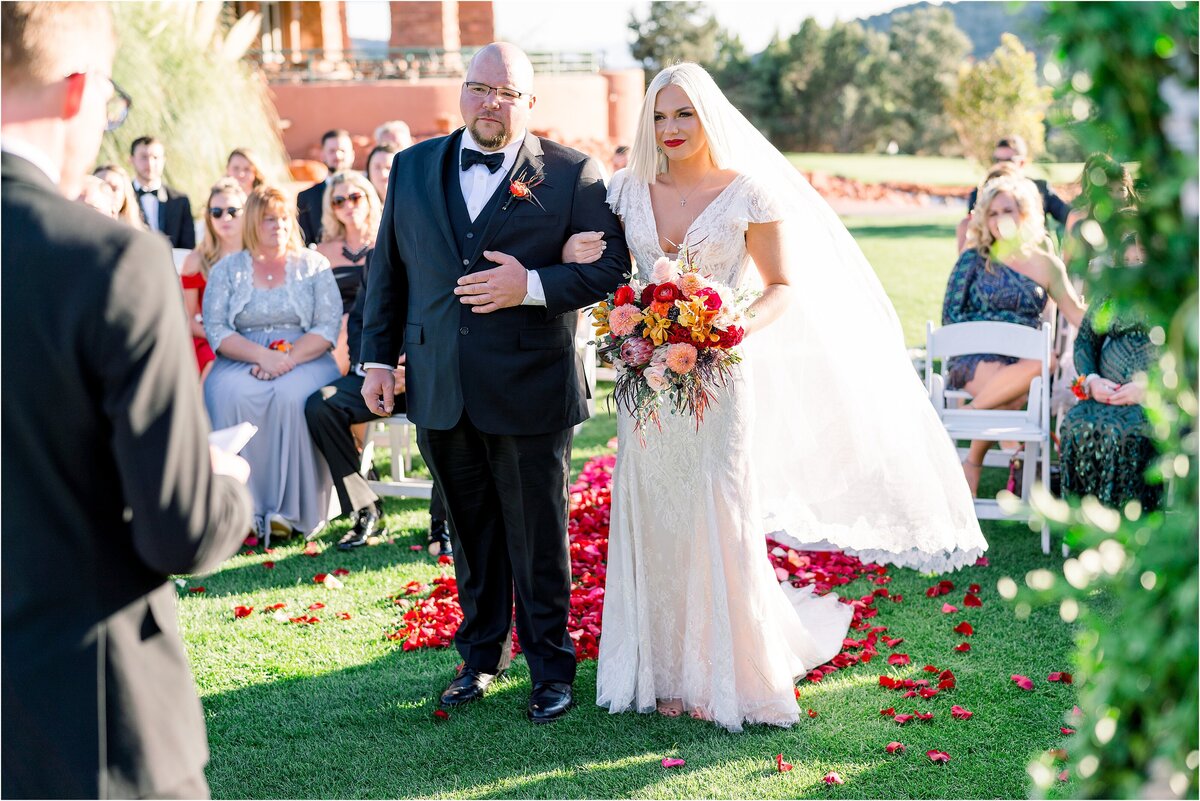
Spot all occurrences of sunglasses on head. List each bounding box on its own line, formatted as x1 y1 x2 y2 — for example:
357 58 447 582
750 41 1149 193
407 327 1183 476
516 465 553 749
331 192 365 209
209 206 242 219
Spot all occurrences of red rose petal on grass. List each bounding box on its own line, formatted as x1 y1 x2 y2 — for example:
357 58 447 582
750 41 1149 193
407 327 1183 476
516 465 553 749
954 643 971 652
437 554 453 565
885 741 906 754
893 714 914 725
409 545 423 551
918 688 939 699
1048 672 1074 684
336 611 352 620
188 586 206 593
263 561 275 569
891 594 903 602
806 708 818 718
308 602 326 610
304 543 320 556
975 556 989 566
265 602 287 611
233 605 253 618
822 772 843 785
313 573 328 583
1061 727 1076 735
887 653 910 666
333 568 351 576
662 758 686 769
914 710 933 721
244 535 259 547
927 750 951 763
951 705 973 720
942 603 959 614
880 707 895 716
902 691 918 698
794 687 801 700
883 637 905 648
433 709 449 720
923 664 940 673
775 754 793 773
1072 705 1083 717
964 593 983 607
969 583 982 593
1011 674 1034 690
954 621 974 636
1058 769 1069 782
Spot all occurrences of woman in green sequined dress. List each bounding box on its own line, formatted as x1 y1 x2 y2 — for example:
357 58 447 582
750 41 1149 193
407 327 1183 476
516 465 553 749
1060 299 1161 509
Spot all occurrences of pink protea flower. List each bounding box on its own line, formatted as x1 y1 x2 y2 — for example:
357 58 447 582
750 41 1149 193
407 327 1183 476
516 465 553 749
619 337 654 366
608 304 643 337
664 343 698 374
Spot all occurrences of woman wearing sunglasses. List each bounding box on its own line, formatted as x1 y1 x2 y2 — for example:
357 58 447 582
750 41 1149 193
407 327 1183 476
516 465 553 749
315 170 382 374
179 177 246 379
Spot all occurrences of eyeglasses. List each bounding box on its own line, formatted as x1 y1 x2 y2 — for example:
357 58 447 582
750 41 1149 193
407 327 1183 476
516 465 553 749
463 81 529 102
331 192 365 209
209 206 243 219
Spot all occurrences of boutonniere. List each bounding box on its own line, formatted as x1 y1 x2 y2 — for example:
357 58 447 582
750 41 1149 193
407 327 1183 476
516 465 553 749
503 166 546 211
268 339 293 354
1070 374 1088 400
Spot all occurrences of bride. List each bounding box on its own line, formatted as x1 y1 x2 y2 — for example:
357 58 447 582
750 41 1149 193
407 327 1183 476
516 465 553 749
592 64 987 732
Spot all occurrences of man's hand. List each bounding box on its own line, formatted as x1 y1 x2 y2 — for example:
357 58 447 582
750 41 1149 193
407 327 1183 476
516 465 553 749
455 251 529 314
562 231 605 264
362 367 396 417
393 354 406 396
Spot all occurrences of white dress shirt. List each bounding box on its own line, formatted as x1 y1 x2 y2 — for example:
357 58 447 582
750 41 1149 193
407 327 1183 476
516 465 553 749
133 179 163 232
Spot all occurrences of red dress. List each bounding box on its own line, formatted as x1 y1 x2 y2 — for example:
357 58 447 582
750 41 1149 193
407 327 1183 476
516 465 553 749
180 272 216 372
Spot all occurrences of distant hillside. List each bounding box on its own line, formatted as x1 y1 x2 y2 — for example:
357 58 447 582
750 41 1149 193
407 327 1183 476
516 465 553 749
861 1 1049 61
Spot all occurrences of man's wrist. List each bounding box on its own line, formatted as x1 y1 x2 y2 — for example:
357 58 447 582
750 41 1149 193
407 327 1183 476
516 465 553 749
364 362 394 372
521 269 546 307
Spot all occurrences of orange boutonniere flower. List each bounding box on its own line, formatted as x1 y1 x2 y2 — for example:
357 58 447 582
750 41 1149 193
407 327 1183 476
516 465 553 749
503 166 546 211
269 339 293 354
1070 375 1088 400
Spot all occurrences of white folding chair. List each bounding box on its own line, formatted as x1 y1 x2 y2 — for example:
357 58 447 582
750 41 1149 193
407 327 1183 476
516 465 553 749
171 247 191 275
925 320 1054 553
358 413 433 499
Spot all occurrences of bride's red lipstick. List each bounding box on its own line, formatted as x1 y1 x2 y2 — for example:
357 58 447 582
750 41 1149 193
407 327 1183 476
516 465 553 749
663 139 685 148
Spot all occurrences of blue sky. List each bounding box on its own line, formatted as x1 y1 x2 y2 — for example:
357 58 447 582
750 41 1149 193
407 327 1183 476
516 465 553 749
345 1 935 67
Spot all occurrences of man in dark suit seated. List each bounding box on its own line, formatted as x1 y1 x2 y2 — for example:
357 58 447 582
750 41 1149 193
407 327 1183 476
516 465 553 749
297 128 355 246
304 260 453 554
1 3 253 797
129 134 196 249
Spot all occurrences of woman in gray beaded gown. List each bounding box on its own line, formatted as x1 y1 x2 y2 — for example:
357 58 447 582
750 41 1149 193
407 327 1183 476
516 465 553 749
204 186 343 540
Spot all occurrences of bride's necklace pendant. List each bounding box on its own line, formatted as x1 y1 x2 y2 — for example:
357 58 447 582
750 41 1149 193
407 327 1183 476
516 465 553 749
680 198 687 207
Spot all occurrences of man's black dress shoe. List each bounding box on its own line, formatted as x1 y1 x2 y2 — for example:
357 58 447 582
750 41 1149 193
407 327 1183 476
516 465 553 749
426 518 453 557
337 503 383 550
440 665 501 707
527 681 573 723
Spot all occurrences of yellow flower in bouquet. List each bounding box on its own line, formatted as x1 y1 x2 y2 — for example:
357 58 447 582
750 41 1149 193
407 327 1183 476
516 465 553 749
641 308 672 346
674 297 720 345
592 301 611 337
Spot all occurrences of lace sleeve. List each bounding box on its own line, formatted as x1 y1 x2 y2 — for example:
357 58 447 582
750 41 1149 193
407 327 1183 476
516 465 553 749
306 256 343 347
202 257 237 352
736 174 786 231
606 168 629 221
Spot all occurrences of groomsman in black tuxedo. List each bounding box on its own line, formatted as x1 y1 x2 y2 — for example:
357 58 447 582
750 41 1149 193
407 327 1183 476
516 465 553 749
1 3 253 797
298 128 355 246
129 134 195 249
360 42 629 723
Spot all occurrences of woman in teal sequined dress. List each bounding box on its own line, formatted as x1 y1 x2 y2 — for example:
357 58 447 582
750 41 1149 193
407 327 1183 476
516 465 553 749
1060 300 1161 509
941 174 1086 494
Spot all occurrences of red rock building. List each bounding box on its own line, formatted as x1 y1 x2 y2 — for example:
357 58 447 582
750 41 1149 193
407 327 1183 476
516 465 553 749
229 1 643 169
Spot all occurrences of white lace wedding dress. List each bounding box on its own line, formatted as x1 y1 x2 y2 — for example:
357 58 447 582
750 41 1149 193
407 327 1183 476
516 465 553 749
595 171 854 732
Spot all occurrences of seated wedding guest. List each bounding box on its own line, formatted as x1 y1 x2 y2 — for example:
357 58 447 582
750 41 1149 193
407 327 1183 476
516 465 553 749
298 128 355 246
77 174 117 218
374 119 413 150
129 134 195 249
93 163 144 229
314 170 381 374
226 146 267 196
1060 294 1161 510
204 185 342 543
942 174 1086 495
1062 153 1138 269
366 142 400 203
956 161 1020 252
611 144 629 173
180 178 246 380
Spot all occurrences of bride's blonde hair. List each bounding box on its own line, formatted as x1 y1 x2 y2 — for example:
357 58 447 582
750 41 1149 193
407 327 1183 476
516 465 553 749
627 63 738 184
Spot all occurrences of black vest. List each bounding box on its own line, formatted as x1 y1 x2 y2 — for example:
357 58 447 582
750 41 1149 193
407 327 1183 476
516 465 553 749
442 138 513 267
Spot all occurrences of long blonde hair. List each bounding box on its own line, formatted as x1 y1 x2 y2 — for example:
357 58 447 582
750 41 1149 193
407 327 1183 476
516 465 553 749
627 63 736 184
92 164 144 230
226 147 268 191
965 175 1046 270
243 185 305 255
319 170 381 244
195 178 247 276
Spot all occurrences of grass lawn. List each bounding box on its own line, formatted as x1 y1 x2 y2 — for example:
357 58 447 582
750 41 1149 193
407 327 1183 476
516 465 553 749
786 153 1084 188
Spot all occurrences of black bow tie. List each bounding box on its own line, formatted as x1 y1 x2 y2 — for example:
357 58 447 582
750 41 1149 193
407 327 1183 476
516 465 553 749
461 149 504 174
136 185 161 199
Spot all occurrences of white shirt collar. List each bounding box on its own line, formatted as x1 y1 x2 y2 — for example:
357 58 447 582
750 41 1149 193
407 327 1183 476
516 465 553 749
459 127 526 167
133 178 163 193
0 136 61 186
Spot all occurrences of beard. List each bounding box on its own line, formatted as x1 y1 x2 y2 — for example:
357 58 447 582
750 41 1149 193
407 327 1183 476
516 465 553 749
469 118 509 150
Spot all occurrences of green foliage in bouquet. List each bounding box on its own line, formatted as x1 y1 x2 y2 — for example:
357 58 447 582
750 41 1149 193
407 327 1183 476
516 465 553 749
1013 3 1199 797
97 2 289 216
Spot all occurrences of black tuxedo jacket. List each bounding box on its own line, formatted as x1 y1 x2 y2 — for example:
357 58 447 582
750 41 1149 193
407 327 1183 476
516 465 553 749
2 153 252 798
135 182 195 250
359 130 630 435
297 180 327 246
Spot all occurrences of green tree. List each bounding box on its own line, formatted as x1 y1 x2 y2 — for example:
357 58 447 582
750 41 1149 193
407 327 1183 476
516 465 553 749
945 32 1054 164
884 7 972 155
628 1 722 77
98 2 289 215
1012 3 1198 798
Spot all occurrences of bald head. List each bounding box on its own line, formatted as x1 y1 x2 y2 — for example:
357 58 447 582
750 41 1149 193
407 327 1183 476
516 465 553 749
460 41 537 151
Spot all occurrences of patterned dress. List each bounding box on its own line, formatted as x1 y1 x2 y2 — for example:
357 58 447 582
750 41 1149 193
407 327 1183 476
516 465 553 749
941 248 1048 389
1060 301 1161 509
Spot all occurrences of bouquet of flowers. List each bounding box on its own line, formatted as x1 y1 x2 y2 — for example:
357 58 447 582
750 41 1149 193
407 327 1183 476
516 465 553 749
591 246 757 431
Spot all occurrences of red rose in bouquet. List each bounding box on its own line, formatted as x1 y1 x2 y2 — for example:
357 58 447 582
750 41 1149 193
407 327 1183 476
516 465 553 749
614 285 636 306
693 287 722 311
639 284 658 306
653 283 680 303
